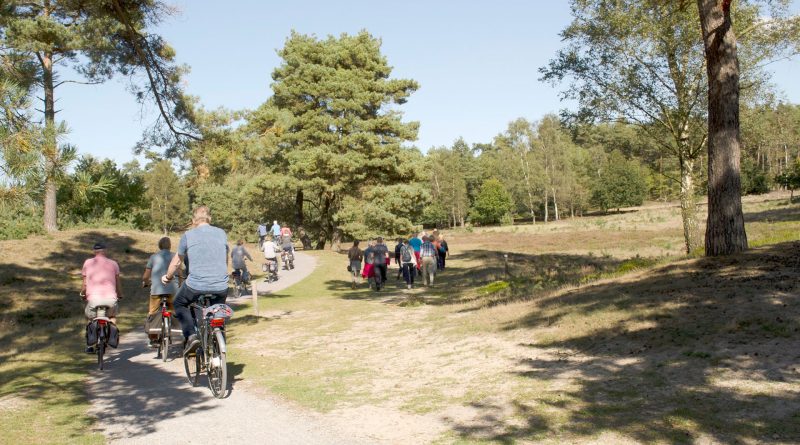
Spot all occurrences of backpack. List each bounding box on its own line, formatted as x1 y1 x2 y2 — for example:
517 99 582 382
401 245 413 263
86 320 98 346
107 322 120 348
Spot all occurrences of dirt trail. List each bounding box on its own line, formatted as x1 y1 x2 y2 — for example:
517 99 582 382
86 252 368 445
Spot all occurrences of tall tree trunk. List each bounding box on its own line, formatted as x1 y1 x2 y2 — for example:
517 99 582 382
543 188 549 223
295 189 312 249
698 0 748 256
41 50 58 232
552 187 559 221
679 157 701 254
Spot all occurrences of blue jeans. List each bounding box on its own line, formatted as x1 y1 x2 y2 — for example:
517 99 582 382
174 283 227 339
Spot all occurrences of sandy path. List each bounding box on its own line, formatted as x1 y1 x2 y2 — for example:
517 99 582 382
87 252 368 445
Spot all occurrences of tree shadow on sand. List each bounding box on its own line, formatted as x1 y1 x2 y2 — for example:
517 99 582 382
445 242 800 443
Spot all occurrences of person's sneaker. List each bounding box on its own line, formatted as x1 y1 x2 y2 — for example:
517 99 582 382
149 340 159 348
85 346 95 354
183 334 200 355
407 284 411 289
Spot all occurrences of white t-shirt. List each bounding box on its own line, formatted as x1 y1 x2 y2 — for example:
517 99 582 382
262 241 278 259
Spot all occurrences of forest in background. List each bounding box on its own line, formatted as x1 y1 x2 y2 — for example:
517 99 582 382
1 1 799 251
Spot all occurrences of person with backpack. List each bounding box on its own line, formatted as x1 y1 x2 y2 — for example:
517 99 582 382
362 239 377 289
371 237 390 291
398 238 418 289
347 240 363 289
419 236 439 287
408 232 423 269
394 237 404 280
438 234 450 270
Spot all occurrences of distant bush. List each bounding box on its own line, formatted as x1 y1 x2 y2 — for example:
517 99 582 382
0 205 44 240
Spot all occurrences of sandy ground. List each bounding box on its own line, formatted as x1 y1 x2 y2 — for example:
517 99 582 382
86 252 371 445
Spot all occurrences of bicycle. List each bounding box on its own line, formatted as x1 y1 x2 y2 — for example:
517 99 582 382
231 268 249 298
262 259 278 283
157 296 174 362
87 304 114 370
183 295 233 398
281 249 295 270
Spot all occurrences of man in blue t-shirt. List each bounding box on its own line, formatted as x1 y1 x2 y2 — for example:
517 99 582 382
270 220 281 242
162 205 229 354
408 233 423 267
142 237 179 346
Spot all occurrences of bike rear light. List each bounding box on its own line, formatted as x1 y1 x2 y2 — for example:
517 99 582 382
210 318 225 327
98 319 107 325
162 310 171 317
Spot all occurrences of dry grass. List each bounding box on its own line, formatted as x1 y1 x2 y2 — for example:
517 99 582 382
230 193 800 444
2 193 800 444
0 229 168 444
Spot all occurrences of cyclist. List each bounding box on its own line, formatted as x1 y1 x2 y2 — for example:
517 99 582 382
281 234 294 259
280 225 292 239
142 237 178 347
81 241 122 352
262 235 279 278
231 239 253 283
161 206 229 355
270 220 281 242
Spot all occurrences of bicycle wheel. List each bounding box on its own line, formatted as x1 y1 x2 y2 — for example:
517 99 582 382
183 346 201 386
161 317 170 362
233 281 240 298
97 338 105 371
207 330 228 398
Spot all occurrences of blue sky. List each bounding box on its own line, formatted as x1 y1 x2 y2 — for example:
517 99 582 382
54 1 800 166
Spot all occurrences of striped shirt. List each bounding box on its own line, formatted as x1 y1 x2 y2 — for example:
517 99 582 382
420 241 438 258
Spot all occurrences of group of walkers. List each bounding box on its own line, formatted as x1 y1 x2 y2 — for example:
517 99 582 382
347 231 449 291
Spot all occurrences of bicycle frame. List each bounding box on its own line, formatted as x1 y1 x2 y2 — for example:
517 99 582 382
185 295 228 398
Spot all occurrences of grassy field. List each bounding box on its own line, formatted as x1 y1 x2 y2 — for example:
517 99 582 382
228 193 800 444
2 193 799 444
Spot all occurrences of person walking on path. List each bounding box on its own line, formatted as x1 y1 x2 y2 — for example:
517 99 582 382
362 239 376 289
408 232 422 269
398 238 418 289
371 237 390 291
420 236 439 287
161 206 229 354
347 240 363 289
438 235 450 270
141 237 178 347
394 238 404 280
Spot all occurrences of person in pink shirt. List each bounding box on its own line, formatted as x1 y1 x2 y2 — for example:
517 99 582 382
81 242 122 322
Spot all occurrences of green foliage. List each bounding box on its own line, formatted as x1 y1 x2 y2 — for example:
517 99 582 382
470 178 513 225
0 203 43 240
590 151 648 212
192 30 425 247
740 156 771 195
144 160 188 234
58 156 147 227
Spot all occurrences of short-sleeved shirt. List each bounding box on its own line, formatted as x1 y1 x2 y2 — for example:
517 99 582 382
178 224 229 292
262 241 278 259
372 244 389 263
363 246 374 265
82 255 120 301
231 245 252 269
281 227 292 237
271 224 281 236
408 237 422 252
347 246 363 261
147 249 177 296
